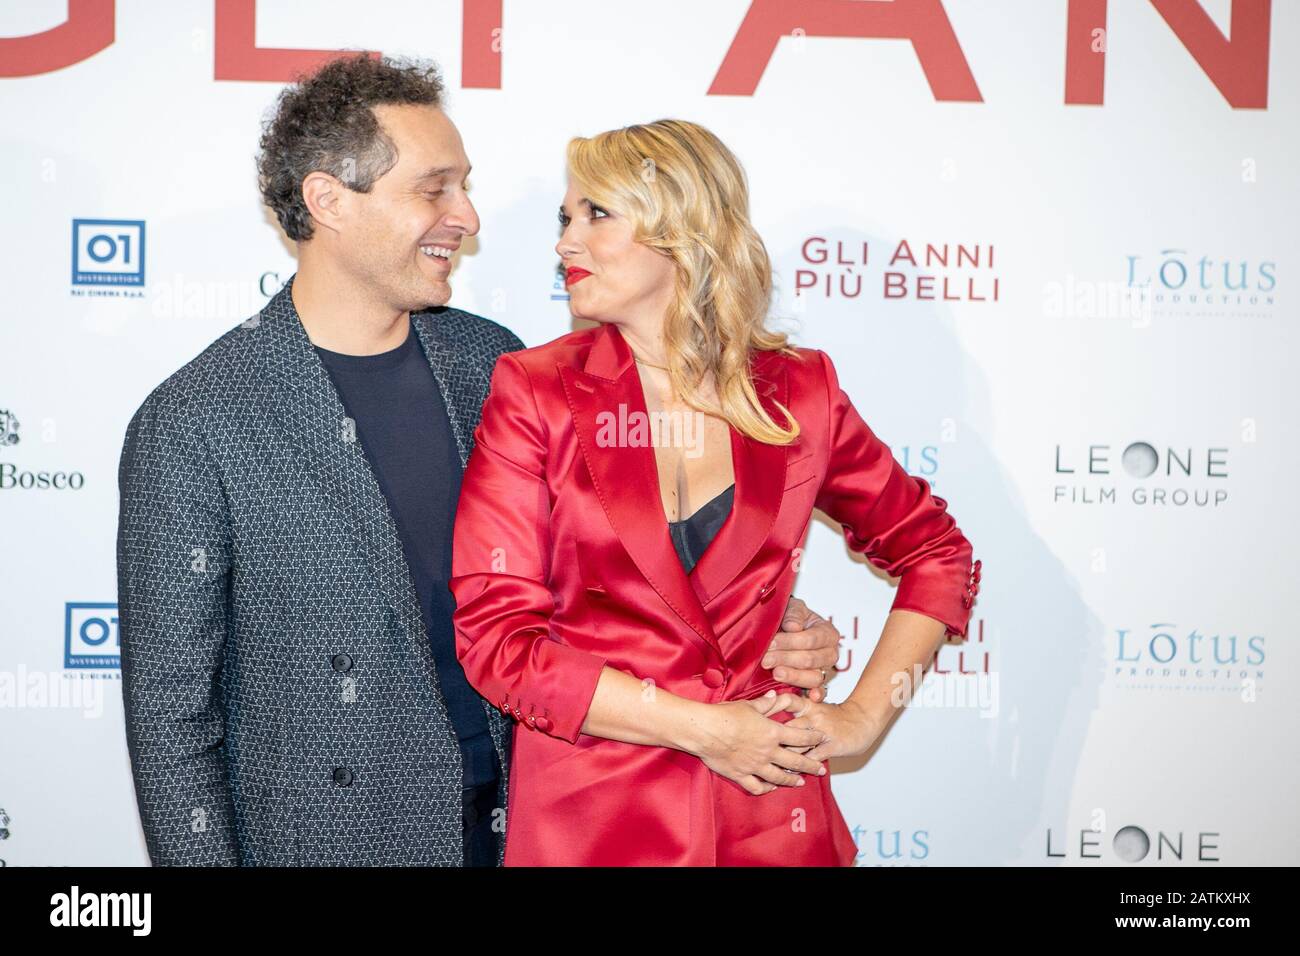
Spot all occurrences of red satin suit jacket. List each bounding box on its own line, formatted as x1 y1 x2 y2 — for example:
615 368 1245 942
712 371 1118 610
450 321 980 866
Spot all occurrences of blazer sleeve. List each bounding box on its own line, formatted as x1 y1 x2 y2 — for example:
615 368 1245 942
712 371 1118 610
450 352 608 744
117 386 240 866
812 350 981 638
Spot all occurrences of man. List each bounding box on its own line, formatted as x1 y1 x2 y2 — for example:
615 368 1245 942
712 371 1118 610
117 54 841 867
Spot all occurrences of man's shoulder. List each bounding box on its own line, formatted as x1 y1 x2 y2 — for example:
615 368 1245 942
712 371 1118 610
127 315 270 427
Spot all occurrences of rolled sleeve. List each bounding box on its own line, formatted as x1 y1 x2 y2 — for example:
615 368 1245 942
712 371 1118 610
811 350 980 639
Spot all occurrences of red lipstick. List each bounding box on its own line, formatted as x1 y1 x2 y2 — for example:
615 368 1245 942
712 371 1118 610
565 267 592 286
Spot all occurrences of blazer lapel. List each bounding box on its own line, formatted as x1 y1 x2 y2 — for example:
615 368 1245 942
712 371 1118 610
410 313 474 468
256 277 437 677
688 350 790 607
561 324 721 661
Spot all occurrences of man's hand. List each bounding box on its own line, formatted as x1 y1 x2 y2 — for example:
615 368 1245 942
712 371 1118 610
761 596 842 703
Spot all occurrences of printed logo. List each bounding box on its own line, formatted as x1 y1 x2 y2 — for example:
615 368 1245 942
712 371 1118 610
0 408 18 448
0 405 87 491
1109 622 1264 695
64 603 119 671
1053 440 1231 508
850 825 931 866
71 219 146 287
1123 248 1277 320
791 236 1001 304
1047 822 1222 863
550 262 570 302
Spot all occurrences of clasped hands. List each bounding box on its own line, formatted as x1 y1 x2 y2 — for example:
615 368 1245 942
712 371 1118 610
692 596 878 796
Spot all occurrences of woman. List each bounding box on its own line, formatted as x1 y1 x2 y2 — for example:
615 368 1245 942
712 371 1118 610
450 119 981 866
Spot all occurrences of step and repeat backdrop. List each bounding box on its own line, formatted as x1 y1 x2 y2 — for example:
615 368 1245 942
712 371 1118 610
0 0 1295 866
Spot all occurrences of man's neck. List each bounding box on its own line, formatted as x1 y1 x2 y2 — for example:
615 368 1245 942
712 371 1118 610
291 254 410 356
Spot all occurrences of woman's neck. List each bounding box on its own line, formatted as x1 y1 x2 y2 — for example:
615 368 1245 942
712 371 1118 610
616 320 670 370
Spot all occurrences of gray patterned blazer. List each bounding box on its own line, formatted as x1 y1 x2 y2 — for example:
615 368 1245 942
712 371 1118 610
117 276 521 866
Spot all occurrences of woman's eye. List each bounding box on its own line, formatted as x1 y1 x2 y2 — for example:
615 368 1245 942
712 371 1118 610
425 190 444 200
558 211 570 227
590 206 608 220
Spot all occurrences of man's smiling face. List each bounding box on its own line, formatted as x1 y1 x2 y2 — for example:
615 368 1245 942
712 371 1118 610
339 103 479 311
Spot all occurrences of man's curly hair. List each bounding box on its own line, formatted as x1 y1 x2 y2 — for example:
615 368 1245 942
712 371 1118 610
257 54 446 241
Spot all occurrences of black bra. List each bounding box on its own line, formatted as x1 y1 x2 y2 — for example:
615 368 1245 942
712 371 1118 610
667 484 736 575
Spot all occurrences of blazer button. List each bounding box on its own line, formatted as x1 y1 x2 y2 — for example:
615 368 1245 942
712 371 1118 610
533 716 553 733
702 668 725 688
330 653 354 673
332 767 354 787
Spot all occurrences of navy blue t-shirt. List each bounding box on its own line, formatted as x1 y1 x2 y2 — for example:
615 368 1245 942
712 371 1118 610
315 322 498 789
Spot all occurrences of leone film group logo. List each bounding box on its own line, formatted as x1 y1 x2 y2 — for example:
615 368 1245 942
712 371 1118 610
1052 439 1231 508
1047 820 1222 863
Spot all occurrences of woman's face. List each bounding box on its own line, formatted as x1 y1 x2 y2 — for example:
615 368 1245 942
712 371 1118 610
556 179 676 329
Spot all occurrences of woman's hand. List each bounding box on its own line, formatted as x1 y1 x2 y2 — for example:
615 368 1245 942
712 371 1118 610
690 691 829 795
781 698 880 762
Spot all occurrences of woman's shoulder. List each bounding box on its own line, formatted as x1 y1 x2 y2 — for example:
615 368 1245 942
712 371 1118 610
754 343 835 388
493 325 604 376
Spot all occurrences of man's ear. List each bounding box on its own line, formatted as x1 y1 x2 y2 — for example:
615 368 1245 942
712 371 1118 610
302 170 345 236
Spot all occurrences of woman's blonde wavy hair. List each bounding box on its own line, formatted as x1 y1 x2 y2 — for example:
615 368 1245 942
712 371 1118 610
565 118 800 445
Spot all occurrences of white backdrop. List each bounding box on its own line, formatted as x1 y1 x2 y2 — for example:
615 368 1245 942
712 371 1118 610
0 0 1295 866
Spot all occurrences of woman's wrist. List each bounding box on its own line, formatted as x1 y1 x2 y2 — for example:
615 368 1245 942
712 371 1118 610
668 697 721 758
840 695 885 742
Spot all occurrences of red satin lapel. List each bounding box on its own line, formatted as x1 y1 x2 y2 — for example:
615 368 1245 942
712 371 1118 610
559 326 721 660
689 355 789 606
558 325 792 652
